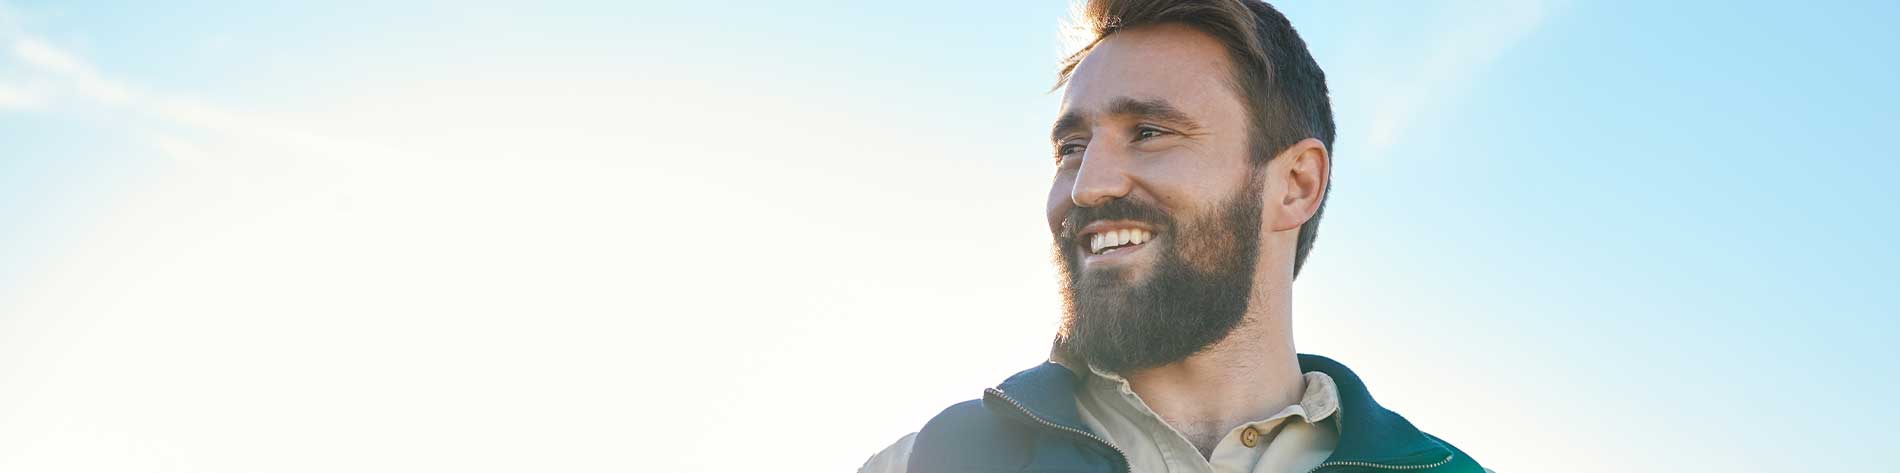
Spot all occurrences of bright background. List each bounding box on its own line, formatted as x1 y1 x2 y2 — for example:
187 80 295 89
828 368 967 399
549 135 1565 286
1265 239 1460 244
2 1 1895 472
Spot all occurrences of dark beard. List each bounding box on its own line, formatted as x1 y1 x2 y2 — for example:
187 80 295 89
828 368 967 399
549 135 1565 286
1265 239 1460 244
1053 175 1263 374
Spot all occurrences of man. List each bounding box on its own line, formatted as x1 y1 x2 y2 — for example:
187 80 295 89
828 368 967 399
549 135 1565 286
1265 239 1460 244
862 1 1491 472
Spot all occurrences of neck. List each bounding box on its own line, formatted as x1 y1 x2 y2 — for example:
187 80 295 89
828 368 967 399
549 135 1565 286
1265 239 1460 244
1121 291 1302 458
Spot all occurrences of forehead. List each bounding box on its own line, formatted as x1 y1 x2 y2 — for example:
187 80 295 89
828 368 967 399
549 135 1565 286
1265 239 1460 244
1061 23 1243 119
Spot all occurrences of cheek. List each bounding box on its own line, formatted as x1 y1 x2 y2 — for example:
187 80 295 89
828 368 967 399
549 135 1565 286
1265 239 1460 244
1127 150 1250 210
1172 192 1258 274
1173 218 1232 273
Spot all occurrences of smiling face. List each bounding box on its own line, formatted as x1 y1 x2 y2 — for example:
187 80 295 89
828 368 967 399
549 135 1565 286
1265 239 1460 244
1049 24 1268 372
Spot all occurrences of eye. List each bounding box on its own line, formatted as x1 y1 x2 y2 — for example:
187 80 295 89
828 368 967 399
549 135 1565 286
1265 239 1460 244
1134 126 1171 141
1055 142 1086 163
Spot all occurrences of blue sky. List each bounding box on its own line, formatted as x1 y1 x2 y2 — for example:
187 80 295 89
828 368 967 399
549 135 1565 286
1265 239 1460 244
1 1 1896 472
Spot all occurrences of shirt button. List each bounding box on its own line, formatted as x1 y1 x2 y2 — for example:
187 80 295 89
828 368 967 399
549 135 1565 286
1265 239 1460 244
1240 426 1261 447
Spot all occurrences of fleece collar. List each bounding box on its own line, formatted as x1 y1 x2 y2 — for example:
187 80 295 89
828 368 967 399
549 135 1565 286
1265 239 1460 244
984 353 1454 467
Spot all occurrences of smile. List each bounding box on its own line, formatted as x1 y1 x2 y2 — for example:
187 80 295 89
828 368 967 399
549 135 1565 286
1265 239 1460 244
1088 227 1153 255
1075 220 1160 263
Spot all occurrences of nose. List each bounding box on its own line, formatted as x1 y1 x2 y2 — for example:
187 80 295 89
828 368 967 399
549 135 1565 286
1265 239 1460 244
1071 145 1134 208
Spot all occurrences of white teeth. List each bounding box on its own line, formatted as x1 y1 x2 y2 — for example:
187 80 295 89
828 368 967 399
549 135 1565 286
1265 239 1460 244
1086 228 1155 255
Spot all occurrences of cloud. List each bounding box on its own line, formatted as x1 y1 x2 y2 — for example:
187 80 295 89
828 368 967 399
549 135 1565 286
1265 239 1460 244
0 80 42 109
142 131 213 165
142 96 409 163
10 36 132 103
0 15 407 164
1360 0 1554 160
1 4 130 105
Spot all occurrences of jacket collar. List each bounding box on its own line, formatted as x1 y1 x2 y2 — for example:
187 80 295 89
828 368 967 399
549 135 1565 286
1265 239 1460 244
984 353 1453 467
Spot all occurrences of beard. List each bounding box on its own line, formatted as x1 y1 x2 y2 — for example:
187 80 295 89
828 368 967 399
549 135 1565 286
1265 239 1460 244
1053 174 1264 374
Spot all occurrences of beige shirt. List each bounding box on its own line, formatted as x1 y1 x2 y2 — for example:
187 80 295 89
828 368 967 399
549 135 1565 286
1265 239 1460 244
1075 366 1340 473
859 368 1341 473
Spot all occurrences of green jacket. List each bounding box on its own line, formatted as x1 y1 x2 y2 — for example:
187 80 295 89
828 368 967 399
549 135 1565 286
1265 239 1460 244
881 353 1490 473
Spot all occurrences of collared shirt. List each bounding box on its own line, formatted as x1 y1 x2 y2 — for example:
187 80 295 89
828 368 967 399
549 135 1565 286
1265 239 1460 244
1074 365 1341 473
859 367 1342 473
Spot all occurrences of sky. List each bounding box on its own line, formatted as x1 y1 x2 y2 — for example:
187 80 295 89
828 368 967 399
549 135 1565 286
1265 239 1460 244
0 1 1896 472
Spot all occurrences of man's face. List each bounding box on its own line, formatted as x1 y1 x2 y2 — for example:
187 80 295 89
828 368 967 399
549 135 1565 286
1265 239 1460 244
1048 24 1265 373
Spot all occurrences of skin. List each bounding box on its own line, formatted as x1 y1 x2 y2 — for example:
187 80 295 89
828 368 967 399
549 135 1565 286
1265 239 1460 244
1045 23 1332 456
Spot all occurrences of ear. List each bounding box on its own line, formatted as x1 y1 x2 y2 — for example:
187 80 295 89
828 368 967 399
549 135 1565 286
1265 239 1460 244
1268 138 1330 233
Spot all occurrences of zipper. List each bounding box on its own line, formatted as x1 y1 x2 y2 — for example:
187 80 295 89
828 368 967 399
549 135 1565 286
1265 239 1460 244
1304 395 1455 473
984 387 1131 473
1304 454 1454 473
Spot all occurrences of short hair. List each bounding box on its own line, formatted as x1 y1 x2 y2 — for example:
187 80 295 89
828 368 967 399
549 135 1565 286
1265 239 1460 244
1056 0 1335 277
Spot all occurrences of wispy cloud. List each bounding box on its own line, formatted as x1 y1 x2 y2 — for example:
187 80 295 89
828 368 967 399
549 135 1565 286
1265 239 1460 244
0 80 41 109
141 131 213 166
0 9 406 164
10 36 131 103
1360 0 1554 160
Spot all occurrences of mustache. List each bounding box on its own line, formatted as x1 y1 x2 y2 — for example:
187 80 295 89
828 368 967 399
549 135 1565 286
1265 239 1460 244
1059 198 1174 241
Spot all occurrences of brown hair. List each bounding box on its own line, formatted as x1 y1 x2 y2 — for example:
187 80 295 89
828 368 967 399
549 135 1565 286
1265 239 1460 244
1057 0 1336 277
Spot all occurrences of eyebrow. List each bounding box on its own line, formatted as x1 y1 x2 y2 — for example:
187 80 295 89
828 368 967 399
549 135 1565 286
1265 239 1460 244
1051 97 1203 143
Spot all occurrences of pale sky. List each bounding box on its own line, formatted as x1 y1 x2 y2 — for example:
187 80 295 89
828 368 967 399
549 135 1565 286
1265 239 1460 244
2 1 1896 472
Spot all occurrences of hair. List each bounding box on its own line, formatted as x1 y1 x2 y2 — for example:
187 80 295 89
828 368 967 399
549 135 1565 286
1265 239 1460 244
1056 0 1335 277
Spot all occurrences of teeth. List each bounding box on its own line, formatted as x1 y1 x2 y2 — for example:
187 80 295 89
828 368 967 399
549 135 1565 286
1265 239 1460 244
1086 228 1154 255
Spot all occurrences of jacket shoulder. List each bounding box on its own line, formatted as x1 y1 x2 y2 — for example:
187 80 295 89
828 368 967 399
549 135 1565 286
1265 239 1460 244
1422 432 1491 473
858 432 916 473
907 399 1035 472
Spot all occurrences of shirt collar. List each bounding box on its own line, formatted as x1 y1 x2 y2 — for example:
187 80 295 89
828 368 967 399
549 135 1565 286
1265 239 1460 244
993 354 1457 467
1080 363 1342 425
